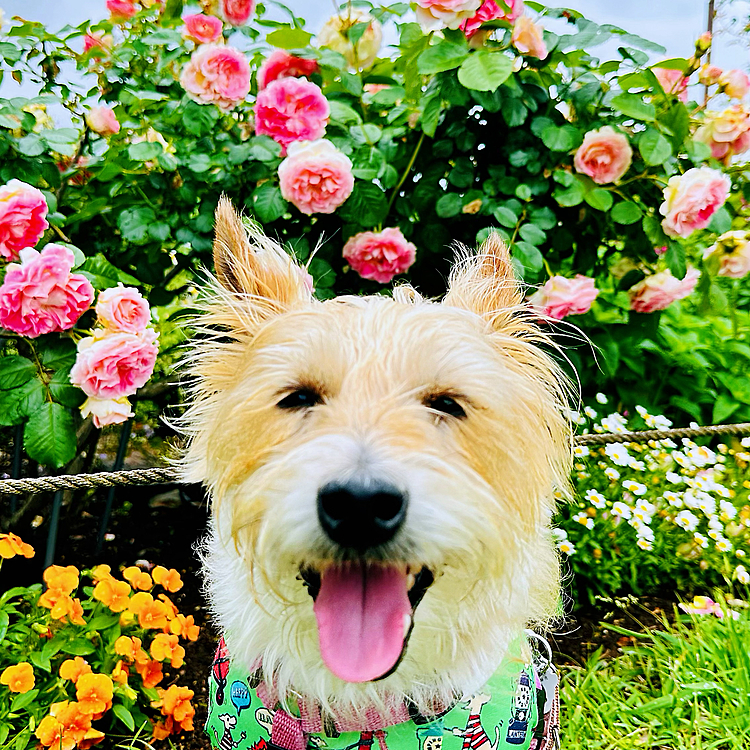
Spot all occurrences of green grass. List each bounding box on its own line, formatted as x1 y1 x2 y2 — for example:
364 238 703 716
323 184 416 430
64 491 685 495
560 601 750 749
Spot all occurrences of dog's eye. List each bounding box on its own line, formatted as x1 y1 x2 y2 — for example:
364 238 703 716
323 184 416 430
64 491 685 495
277 388 322 410
424 394 466 419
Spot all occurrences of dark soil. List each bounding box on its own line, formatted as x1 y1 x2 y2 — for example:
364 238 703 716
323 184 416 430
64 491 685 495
0 422 679 750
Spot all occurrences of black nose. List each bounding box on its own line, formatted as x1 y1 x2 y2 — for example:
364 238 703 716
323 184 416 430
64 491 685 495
317 480 408 551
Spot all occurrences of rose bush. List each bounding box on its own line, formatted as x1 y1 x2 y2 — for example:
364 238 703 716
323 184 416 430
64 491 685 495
0 0 750 475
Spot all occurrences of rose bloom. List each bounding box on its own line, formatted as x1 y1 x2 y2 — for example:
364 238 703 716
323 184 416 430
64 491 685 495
703 230 750 279
83 31 113 56
182 13 223 44
318 9 383 69
343 228 417 284
0 245 94 338
528 275 598 319
278 139 354 215
106 0 137 21
415 0 482 30
573 126 632 185
511 15 547 59
255 77 329 154
70 328 159 400
0 179 49 260
96 284 150 333
461 0 524 38
719 68 750 99
220 0 254 25
85 105 120 136
695 105 750 161
652 67 688 102
180 44 251 111
698 63 723 87
660 167 731 238
629 268 700 313
80 396 134 428
257 49 319 91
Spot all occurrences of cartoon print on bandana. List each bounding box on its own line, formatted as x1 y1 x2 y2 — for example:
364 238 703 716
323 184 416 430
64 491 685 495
206 641 542 750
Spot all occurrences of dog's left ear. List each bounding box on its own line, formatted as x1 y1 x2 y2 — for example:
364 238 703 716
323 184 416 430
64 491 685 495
443 233 522 329
213 195 311 313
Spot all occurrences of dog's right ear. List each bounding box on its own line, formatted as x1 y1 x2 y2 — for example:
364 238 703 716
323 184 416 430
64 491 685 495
213 196 311 314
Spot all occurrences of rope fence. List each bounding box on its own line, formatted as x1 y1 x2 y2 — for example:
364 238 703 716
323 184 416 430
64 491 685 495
2 422 750 497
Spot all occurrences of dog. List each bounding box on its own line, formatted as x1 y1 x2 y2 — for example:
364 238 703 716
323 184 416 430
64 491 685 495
177 197 572 749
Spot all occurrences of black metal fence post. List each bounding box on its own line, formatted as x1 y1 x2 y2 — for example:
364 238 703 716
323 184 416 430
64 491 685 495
9 423 23 517
44 489 63 569
96 418 133 554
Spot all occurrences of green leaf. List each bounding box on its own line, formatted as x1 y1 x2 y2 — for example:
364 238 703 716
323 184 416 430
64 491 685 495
340 71 363 96
518 223 547 245
512 241 544 274
0 610 9 643
493 206 518 228
370 86 406 106
49 367 84 409
328 100 362 125
611 201 642 224
639 128 672 165
266 26 313 49
352 147 385 180
61 639 97 656
128 141 162 162
0 356 35 390
553 180 585 207
0 378 45 426
584 188 613 212
652 57 689 72
685 139 711 163
118 207 157 245
540 125 575 152
182 101 219 136
501 98 527 127
707 206 731 234
16 133 45 156
10 689 38 713
24 402 76 468
665 240 687 279
81 253 141 288
338 182 388 227
436 193 463 218
421 95 442 137
611 93 656 121
529 206 557 230
417 41 469 75
188 153 212 172
248 136 282 162
251 184 287 223
349 123 382 145
457 51 513 91
713 393 739 424
86 613 120 631
642 214 668 246
113 704 136 731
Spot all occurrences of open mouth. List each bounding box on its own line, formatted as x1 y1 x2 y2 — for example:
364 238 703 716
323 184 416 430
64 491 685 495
299 563 434 683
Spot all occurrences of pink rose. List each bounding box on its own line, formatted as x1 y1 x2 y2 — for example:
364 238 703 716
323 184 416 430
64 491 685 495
698 63 723 87
343 228 416 284
83 31 113 56
257 50 319 91
96 284 150 333
278 139 354 215
220 0 254 26
660 167 731 239
106 0 137 21
415 0 482 30
0 179 49 261
70 328 159 399
573 126 632 185
317 10 382 69
629 268 699 313
695 105 750 161
528 275 598 320
85 106 120 136
255 77 329 154
719 69 750 99
511 15 547 59
180 44 251 111
652 67 688 102
80 396 134 428
703 230 750 279
461 0 524 38
0 244 94 338
182 13 223 44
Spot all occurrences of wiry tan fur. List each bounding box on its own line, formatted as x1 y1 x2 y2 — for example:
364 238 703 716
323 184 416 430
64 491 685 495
176 197 572 725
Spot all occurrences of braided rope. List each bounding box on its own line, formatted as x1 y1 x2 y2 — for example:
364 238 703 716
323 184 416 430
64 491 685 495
1 422 749 497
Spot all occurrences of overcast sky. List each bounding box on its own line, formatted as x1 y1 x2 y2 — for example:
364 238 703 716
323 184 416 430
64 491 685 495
1 1 747 101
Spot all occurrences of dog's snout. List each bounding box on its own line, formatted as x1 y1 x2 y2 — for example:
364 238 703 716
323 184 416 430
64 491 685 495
317 480 407 551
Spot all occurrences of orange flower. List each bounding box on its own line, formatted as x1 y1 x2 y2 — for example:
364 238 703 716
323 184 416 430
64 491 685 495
152 566 183 592
43 565 79 595
150 633 185 668
59 657 92 684
158 593 179 621
0 532 34 559
93 577 131 612
129 594 168 630
127 591 153 616
152 718 174 740
75 673 113 716
35 701 92 750
170 614 200 641
41 592 86 625
123 565 153 591
78 727 106 749
114 635 142 662
154 684 195 731
111 659 129 685
90 564 112 582
136 659 163 689
1 662 34 693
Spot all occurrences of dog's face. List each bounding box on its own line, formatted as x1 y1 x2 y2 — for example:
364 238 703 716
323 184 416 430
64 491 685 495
180 199 571 712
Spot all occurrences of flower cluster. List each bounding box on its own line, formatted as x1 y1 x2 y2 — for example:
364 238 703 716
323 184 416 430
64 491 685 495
0 540 198 748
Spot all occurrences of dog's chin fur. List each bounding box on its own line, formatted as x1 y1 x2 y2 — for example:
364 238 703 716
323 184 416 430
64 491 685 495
177 199 573 726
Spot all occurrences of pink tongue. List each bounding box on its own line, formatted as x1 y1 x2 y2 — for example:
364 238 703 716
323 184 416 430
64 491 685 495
313 563 411 683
